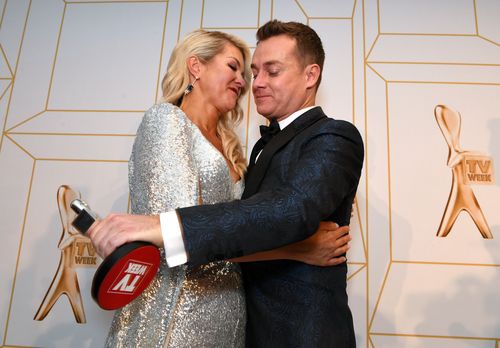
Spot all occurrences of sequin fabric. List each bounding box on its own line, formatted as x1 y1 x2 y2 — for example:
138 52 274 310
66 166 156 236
105 103 245 348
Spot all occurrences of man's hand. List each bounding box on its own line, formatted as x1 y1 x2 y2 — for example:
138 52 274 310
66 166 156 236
87 214 163 258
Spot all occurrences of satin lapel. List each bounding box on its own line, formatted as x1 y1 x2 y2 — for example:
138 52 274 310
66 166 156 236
242 107 327 199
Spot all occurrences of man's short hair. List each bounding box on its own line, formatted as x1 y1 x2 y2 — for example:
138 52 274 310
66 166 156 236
256 20 325 88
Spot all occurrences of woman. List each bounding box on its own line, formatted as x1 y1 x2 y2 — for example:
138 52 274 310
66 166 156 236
103 30 349 347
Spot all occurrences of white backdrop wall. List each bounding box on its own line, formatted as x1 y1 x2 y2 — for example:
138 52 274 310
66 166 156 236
0 0 499 347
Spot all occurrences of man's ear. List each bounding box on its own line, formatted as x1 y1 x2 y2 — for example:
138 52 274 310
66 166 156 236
186 56 201 78
305 64 320 89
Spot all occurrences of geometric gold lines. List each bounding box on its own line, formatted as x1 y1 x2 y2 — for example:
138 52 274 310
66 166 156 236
368 36 500 64
202 0 259 28
475 0 500 45
348 197 367 268
7 133 134 161
0 44 12 78
65 0 166 2
298 0 356 18
387 83 499 263
272 0 308 23
0 79 11 99
7 110 144 135
371 262 500 338
367 63 500 84
4 158 121 346
313 18 354 120
379 0 476 35
48 2 166 111
3 0 498 346
366 23 500 345
364 0 500 343
371 333 497 347
0 0 30 75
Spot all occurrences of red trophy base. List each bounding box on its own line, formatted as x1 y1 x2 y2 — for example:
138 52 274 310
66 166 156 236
92 241 161 310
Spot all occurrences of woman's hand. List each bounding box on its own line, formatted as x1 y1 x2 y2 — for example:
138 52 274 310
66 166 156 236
87 214 163 258
231 221 351 266
289 221 351 266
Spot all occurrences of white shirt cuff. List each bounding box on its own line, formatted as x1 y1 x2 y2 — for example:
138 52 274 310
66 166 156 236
160 211 188 267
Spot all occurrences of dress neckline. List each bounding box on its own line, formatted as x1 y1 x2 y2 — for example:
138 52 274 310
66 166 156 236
170 103 242 185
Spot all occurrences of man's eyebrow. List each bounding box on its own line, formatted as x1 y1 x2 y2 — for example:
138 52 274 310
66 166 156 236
251 60 282 69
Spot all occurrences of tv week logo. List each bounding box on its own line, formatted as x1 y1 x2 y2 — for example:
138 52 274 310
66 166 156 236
108 259 153 294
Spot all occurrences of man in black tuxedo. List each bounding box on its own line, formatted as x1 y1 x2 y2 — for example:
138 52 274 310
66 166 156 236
91 20 363 347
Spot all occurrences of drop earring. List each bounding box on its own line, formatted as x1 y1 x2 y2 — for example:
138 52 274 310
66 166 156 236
184 76 199 95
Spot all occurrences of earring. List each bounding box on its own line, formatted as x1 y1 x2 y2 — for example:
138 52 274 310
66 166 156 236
184 77 199 95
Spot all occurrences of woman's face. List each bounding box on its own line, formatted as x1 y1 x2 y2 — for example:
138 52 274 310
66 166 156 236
198 43 247 115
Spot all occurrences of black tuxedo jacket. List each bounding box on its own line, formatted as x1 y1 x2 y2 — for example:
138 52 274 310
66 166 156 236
177 107 364 347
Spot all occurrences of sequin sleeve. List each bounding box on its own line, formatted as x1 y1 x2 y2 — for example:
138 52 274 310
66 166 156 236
129 103 198 215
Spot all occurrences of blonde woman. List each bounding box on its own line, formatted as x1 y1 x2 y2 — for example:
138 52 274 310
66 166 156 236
102 30 349 347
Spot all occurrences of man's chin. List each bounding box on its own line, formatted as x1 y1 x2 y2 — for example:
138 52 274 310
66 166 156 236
255 106 273 118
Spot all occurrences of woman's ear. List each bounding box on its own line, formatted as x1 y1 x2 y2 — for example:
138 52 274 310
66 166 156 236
305 63 320 89
186 56 201 78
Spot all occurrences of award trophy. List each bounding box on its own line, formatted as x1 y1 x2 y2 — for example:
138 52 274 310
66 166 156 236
434 105 494 238
34 186 89 323
70 199 161 310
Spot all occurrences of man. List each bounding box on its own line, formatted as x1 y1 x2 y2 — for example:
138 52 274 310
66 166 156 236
92 20 363 347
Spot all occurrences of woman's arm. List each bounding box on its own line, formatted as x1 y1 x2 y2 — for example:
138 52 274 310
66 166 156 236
231 221 351 266
89 105 198 258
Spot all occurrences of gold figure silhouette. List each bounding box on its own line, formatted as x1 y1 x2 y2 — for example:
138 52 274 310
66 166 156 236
34 185 97 323
434 105 494 239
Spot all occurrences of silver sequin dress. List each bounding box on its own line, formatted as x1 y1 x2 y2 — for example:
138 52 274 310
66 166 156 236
105 103 245 348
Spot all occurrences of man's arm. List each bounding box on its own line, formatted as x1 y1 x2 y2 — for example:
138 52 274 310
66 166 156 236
88 216 351 268
180 121 364 265
89 121 363 265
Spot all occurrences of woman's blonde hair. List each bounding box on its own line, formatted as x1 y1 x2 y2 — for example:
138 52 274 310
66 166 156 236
161 30 251 178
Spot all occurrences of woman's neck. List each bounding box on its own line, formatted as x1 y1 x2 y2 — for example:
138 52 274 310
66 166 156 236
180 97 220 137
180 95 241 183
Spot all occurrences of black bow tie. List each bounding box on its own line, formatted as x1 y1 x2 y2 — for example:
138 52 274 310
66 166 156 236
259 118 281 143
248 118 281 168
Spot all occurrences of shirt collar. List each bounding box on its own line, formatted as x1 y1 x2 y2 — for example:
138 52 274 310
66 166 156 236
277 106 316 130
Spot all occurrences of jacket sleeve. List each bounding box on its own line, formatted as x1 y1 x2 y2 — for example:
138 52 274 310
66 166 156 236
177 120 364 265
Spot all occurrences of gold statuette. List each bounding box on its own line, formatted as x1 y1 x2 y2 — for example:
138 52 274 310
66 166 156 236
34 185 98 324
434 105 494 239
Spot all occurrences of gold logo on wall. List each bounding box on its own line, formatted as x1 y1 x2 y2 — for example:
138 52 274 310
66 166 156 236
34 185 100 324
434 105 494 239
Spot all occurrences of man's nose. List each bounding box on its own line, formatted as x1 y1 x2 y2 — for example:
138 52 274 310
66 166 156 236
252 73 266 89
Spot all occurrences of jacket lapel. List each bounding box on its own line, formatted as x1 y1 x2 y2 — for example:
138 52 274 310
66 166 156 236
242 107 327 199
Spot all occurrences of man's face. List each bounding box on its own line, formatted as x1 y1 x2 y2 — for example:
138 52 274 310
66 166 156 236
251 35 309 120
